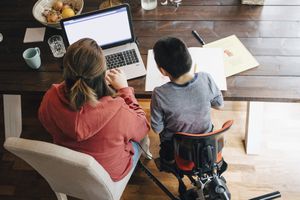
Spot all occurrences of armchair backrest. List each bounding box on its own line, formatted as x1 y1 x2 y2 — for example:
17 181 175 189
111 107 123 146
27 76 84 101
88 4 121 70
4 137 142 200
174 120 233 173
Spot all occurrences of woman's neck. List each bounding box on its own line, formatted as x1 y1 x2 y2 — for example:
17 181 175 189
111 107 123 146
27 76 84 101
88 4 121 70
170 71 195 85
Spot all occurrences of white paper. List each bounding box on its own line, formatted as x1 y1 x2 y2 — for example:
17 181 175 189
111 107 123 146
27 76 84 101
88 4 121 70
23 27 46 43
145 50 170 91
145 48 227 91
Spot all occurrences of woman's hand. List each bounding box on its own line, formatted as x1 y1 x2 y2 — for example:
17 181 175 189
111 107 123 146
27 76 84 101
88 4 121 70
106 68 128 90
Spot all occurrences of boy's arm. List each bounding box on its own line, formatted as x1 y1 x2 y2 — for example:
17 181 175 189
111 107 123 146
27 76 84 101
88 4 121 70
212 101 224 110
150 90 164 134
207 74 224 109
211 94 224 110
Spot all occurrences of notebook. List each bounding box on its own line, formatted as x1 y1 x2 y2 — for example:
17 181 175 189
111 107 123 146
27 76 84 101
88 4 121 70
203 35 259 77
60 4 146 80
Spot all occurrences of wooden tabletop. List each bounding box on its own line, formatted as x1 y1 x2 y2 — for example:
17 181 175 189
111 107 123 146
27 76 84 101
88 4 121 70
1 0 300 102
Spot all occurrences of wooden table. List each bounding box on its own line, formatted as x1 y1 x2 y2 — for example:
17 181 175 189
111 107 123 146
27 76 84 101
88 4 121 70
1 0 300 154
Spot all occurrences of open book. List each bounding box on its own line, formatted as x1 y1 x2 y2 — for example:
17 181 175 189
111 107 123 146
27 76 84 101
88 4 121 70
145 48 227 91
203 35 259 77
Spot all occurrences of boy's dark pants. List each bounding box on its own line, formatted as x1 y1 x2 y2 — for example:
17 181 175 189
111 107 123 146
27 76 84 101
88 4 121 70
159 140 174 162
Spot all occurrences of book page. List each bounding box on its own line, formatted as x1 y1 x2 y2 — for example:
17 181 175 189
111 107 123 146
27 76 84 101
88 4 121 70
145 50 170 91
189 47 227 90
203 35 259 77
145 48 227 91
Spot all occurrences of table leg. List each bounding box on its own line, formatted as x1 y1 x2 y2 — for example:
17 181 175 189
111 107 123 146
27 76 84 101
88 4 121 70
245 101 264 154
3 94 22 138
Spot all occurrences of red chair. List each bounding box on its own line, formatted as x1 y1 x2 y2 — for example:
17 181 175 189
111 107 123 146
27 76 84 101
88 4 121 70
172 120 233 199
140 120 281 199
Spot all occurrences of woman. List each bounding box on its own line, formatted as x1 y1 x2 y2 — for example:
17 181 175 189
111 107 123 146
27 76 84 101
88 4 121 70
39 38 150 181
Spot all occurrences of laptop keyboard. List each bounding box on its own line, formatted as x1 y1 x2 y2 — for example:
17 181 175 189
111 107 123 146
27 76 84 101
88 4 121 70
105 49 139 69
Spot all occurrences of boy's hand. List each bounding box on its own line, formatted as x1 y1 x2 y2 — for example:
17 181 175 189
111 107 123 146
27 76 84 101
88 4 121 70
106 68 128 90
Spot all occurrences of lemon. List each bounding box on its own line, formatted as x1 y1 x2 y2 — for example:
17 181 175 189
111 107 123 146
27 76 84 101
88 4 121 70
62 8 75 18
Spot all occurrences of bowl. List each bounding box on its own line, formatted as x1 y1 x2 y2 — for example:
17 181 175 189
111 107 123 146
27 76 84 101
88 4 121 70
32 0 84 29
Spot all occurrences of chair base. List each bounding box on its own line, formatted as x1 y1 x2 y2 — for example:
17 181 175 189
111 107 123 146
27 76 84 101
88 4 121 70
140 159 232 200
140 159 283 200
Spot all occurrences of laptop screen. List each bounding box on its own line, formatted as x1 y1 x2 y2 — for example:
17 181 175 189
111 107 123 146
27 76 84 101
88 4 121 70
60 4 134 49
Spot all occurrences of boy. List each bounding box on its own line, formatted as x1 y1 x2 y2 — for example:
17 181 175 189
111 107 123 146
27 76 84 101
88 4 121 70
150 37 224 169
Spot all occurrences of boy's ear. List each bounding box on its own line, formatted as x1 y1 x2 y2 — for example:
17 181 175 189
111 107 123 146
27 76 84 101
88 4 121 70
158 67 168 76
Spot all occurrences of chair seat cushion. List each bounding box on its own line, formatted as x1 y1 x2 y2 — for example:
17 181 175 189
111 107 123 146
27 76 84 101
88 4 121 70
175 156 195 171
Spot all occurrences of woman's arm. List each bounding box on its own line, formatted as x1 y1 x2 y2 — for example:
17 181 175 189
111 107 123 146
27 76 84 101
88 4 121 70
118 87 150 142
106 68 150 141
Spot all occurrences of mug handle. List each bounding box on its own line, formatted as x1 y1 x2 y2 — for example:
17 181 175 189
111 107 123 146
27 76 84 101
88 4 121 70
35 47 40 55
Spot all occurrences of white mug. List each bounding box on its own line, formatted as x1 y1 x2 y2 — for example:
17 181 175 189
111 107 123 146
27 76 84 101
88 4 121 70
23 47 41 69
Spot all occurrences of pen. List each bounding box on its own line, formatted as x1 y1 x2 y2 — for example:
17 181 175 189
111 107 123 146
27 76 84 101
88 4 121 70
192 30 205 45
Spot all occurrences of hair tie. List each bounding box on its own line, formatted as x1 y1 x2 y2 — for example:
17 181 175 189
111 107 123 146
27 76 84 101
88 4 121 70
76 75 84 80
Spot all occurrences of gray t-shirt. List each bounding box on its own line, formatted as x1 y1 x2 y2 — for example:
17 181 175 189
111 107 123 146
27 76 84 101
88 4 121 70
151 72 224 141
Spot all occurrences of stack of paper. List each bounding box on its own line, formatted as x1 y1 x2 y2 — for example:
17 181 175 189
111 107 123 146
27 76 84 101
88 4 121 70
145 48 227 91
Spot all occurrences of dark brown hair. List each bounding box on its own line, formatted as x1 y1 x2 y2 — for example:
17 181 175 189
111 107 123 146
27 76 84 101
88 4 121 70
63 38 113 110
153 37 192 79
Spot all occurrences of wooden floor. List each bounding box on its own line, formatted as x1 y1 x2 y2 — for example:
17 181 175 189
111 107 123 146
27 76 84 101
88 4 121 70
1 95 300 199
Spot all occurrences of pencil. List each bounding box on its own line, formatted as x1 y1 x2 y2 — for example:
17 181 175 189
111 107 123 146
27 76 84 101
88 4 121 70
194 63 199 73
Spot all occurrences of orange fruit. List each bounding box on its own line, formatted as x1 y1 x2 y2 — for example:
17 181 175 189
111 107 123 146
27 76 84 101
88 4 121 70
47 11 59 22
62 8 75 18
53 0 63 11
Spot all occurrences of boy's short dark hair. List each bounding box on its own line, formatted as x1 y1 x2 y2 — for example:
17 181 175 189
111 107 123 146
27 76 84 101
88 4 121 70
153 37 192 79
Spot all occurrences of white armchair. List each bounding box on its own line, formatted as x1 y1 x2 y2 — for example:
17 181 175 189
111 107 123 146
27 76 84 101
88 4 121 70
4 136 150 200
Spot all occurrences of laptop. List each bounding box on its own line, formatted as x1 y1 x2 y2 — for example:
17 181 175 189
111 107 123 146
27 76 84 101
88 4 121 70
60 4 146 80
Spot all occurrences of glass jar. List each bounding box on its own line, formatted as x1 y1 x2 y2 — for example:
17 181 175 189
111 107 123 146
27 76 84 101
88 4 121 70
141 0 157 10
